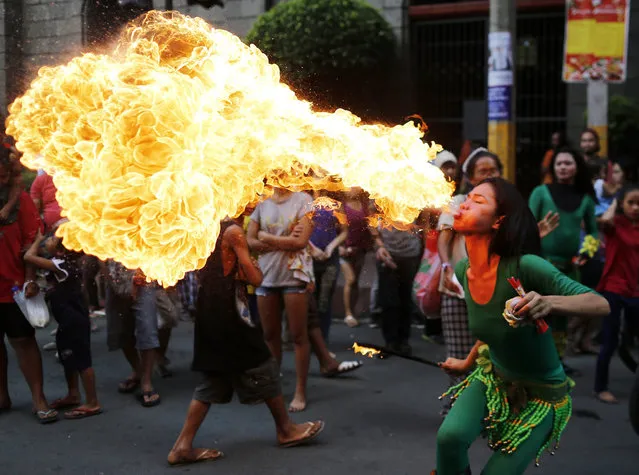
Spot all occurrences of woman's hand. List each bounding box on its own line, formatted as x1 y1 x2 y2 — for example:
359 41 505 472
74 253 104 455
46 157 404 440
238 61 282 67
24 281 40 298
442 265 462 294
310 245 326 260
513 291 553 320
438 357 471 376
538 211 560 239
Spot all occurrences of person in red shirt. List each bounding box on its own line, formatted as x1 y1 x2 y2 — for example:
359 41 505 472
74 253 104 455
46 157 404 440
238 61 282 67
594 183 639 404
29 170 62 232
0 150 57 423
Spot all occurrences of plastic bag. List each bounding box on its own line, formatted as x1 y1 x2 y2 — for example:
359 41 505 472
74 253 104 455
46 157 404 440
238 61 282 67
412 246 442 316
12 286 50 328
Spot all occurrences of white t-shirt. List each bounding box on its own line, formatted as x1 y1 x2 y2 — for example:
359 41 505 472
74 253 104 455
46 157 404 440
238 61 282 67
250 192 313 287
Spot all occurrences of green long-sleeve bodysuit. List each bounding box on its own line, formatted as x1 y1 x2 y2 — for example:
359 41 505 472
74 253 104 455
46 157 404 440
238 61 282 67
436 255 593 475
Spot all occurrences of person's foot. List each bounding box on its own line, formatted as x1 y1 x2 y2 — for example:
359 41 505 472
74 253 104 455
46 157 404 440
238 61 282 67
595 391 619 404
118 376 140 393
138 390 161 407
344 315 359 328
288 394 307 413
50 394 81 410
90 321 99 333
64 404 103 420
277 420 325 447
167 447 224 466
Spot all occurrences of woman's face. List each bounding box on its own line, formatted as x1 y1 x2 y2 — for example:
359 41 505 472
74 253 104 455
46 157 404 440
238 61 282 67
0 164 10 188
622 190 639 222
611 163 624 185
440 162 457 181
580 132 598 155
453 183 500 234
469 157 501 186
554 152 577 183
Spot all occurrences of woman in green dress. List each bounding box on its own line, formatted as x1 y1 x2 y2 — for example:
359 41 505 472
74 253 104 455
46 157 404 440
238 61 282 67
434 178 609 475
528 148 598 365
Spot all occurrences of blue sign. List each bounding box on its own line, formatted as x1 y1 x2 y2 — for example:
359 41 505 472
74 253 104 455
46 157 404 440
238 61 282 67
488 85 511 121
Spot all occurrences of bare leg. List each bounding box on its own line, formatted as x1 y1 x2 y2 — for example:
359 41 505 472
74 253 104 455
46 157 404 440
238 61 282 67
0 338 11 409
284 292 310 412
168 399 222 465
139 348 157 396
309 327 338 371
158 328 172 361
9 336 50 412
122 343 141 380
341 260 357 318
78 368 100 408
64 367 81 400
258 294 283 366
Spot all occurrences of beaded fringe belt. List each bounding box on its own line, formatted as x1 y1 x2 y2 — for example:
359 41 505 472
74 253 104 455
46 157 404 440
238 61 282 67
440 345 573 466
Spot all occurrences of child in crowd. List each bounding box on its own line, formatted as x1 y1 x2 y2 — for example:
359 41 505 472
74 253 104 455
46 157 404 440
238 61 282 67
24 227 102 419
594 184 639 404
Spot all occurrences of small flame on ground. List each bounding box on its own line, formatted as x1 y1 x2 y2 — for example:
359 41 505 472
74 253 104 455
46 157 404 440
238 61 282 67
352 343 381 358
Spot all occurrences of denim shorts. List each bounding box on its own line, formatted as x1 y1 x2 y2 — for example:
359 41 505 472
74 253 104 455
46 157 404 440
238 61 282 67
255 285 306 297
105 284 160 351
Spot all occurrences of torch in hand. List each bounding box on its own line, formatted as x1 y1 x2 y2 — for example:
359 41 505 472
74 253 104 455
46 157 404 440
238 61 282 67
504 277 549 334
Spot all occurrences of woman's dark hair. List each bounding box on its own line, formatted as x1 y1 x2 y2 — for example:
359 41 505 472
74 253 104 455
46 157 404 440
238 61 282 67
465 150 503 180
580 128 601 155
479 177 541 259
550 147 596 199
616 183 639 215
551 131 568 149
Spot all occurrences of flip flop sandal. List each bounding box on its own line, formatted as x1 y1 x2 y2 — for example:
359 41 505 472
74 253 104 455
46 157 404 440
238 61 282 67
64 407 103 420
35 409 58 424
138 390 161 408
117 377 140 394
168 448 224 467
279 420 325 448
322 360 363 378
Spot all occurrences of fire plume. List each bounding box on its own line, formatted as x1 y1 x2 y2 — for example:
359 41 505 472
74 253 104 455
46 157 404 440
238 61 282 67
352 343 381 358
6 11 453 286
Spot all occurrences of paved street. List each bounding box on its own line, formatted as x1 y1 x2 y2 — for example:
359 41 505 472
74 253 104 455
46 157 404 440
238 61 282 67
1 316 638 475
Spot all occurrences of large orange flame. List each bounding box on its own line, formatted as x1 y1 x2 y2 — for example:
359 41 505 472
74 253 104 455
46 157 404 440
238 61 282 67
6 11 454 286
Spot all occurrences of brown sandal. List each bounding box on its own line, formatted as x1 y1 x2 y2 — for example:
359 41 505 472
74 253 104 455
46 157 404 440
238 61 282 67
279 420 325 448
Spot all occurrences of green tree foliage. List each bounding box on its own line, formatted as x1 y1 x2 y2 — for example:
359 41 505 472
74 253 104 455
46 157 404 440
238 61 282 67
609 95 639 161
246 0 396 114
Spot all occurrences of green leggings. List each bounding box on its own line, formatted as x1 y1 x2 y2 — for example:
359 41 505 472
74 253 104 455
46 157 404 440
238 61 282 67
436 379 553 475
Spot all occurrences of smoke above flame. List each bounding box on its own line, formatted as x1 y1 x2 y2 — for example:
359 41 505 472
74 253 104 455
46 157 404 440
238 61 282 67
6 11 453 286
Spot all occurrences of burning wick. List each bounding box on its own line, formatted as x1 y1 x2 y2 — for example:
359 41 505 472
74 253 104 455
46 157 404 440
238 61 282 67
352 343 381 358
505 277 549 334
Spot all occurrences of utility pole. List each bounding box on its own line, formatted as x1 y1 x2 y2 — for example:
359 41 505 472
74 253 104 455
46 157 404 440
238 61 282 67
587 80 608 157
487 0 516 182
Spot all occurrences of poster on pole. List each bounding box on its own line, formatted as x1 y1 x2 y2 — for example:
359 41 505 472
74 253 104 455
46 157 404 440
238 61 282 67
563 0 631 83
487 32 513 121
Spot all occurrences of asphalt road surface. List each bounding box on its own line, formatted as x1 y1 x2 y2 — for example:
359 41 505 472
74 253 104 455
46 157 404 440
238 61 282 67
1 317 638 475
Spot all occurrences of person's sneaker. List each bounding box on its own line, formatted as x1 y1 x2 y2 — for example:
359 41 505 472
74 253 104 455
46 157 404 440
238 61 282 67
43 342 57 351
368 321 379 329
50 327 58 336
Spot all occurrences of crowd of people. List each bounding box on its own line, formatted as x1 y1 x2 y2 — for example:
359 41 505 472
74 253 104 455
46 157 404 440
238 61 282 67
1 124 638 473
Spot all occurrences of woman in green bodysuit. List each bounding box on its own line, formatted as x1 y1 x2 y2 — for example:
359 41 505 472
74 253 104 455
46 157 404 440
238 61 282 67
433 178 609 475
528 148 598 368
